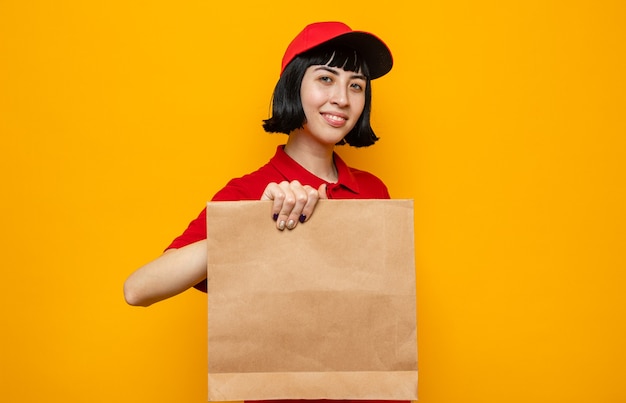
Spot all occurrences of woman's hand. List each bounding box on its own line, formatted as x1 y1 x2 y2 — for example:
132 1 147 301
261 180 328 230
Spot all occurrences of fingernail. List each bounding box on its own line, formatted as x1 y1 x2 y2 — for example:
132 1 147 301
299 214 306 223
287 219 296 229
278 220 286 230
273 213 279 221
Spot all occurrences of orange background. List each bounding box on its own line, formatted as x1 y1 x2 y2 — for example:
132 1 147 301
1 1 625 402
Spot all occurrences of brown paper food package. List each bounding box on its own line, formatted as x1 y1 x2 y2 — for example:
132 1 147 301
207 199 417 401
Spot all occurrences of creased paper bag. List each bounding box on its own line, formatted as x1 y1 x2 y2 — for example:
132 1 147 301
206 199 417 401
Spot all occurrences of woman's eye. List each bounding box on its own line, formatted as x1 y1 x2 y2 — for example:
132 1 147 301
319 76 332 83
351 82 364 91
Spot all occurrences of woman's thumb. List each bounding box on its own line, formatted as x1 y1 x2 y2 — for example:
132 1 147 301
318 183 328 199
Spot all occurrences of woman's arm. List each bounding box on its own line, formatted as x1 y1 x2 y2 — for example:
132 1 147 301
124 181 327 307
123 240 208 307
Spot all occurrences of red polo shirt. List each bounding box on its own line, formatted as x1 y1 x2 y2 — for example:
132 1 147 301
167 146 407 403
167 145 390 253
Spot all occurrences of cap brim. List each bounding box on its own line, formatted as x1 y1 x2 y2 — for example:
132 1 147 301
324 31 393 79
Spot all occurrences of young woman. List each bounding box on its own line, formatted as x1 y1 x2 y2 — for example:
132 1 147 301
124 20 407 403
124 21 395 306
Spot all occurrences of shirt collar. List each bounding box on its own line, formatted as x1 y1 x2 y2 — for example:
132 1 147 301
270 145 360 194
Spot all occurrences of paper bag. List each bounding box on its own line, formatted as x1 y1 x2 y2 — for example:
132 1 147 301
206 199 417 401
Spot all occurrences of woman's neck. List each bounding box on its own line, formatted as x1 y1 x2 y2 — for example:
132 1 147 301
284 134 338 183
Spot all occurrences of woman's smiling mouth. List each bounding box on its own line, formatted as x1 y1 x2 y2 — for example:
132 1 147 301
322 112 348 127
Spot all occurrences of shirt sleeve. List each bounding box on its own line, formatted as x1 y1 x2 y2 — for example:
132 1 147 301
166 208 207 250
164 176 268 293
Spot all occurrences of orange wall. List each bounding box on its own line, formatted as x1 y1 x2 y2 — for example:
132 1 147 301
1 1 625 402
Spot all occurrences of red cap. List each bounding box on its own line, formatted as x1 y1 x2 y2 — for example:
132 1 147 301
280 21 393 79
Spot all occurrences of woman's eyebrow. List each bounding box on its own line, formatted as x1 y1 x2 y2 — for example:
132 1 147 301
314 66 366 80
314 66 340 75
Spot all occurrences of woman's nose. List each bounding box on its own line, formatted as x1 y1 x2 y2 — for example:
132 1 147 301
330 86 349 107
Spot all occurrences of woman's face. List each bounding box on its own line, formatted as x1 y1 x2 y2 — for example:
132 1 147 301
298 64 367 146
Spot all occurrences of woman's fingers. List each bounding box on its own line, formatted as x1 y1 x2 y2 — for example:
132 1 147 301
261 180 324 230
298 183 327 223
277 180 306 230
297 185 322 224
